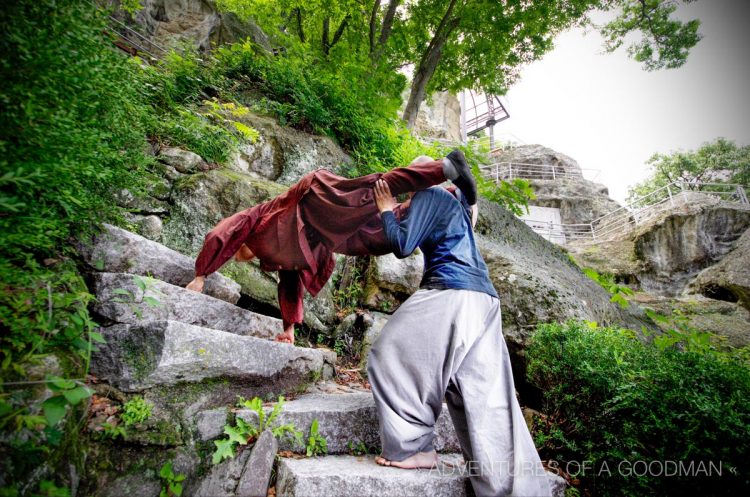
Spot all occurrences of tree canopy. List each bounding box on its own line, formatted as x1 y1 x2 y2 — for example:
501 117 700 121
627 138 750 203
216 0 704 127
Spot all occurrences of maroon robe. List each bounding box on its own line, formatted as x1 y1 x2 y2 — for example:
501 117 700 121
194 160 446 325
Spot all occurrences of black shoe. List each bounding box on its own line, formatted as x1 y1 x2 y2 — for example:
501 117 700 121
447 149 477 205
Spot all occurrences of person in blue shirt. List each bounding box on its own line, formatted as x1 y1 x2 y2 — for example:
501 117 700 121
367 177 552 497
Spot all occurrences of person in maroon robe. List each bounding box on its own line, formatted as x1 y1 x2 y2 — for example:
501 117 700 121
186 150 477 344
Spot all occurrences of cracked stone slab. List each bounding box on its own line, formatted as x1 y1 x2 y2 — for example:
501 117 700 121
90 272 280 339
232 392 459 454
77 223 240 304
91 320 336 393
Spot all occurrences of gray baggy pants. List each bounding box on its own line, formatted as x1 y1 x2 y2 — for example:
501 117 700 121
367 289 552 497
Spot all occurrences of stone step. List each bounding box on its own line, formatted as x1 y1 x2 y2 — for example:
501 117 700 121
231 392 459 454
77 223 241 304
91 320 336 402
90 272 280 339
276 455 567 497
276 455 469 497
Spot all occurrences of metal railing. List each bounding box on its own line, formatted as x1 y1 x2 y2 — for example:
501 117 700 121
519 180 749 245
479 161 602 182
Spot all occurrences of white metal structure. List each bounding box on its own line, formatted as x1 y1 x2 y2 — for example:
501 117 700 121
515 181 749 245
479 161 602 182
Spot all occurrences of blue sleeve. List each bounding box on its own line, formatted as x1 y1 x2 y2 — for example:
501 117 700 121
381 190 441 258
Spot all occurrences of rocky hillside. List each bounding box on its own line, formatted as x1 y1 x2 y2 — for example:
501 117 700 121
570 193 750 347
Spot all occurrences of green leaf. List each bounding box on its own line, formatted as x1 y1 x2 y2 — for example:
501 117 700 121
89 331 107 344
111 288 132 296
42 396 68 426
62 386 93 405
224 425 249 445
170 483 183 497
134 276 148 292
160 461 173 479
212 438 236 464
142 296 161 307
48 376 75 391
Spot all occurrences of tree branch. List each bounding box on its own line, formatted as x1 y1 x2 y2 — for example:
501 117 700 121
295 8 306 44
378 0 401 48
331 15 350 49
368 0 380 54
322 17 330 55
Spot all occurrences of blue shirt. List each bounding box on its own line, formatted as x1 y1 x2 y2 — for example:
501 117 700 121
381 187 498 298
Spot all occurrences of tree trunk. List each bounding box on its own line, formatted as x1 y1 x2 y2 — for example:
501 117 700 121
322 17 330 54
402 1 459 127
403 45 443 128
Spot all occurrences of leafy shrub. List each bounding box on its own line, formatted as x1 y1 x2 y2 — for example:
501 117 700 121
121 396 153 426
526 320 750 496
213 396 302 464
305 419 328 457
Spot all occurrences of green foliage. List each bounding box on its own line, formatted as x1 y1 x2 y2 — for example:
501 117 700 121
214 41 405 174
527 320 750 496
109 275 164 319
213 396 302 464
582 267 634 309
601 0 701 71
98 422 126 441
305 419 328 457
42 377 93 427
641 308 739 357
159 461 186 497
627 138 750 204
120 396 153 426
0 0 151 259
331 266 364 315
33 481 71 497
346 440 369 456
216 1 703 125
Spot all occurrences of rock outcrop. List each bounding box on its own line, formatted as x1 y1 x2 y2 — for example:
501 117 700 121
114 0 272 54
411 91 462 143
491 145 622 225
685 228 750 310
633 199 750 296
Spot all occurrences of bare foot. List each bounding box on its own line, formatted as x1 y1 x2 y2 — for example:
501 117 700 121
375 451 438 469
275 329 295 345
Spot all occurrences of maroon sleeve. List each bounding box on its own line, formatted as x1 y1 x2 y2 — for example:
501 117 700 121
195 209 260 277
278 270 305 325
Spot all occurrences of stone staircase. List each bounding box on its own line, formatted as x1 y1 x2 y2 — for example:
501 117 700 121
81 224 565 496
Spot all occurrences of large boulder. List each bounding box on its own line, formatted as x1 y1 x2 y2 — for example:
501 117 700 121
160 168 286 254
686 228 750 310
363 252 424 310
89 272 281 339
227 112 352 185
77 224 241 304
411 91 462 143
631 293 750 348
90 320 336 395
